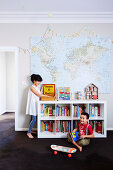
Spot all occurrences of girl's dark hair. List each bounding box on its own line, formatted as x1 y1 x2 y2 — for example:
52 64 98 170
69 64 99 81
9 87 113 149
31 74 43 83
81 112 89 119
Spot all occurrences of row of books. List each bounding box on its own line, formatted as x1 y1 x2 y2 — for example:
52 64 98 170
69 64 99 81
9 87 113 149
56 120 71 133
40 120 54 132
40 104 101 118
89 120 104 134
41 104 55 117
73 120 80 129
56 106 70 116
89 104 100 117
73 105 83 117
40 120 104 134
73 120 104 134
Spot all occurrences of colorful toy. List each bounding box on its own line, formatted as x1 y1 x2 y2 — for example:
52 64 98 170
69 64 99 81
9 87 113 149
70 131 80 142
57 87 70 100
51 145 77 157
41 84 55 101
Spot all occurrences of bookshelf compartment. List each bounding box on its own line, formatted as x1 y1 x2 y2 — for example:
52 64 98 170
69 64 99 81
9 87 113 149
73 120 80 129
89 120 104 135
40 104 55 117
89 104 104 119
56 104 70 117
72 104 88 118
56 120 72 133
40 120 55 133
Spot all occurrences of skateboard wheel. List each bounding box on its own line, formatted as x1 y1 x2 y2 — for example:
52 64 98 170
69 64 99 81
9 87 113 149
54 151 57 155
68 154 71 158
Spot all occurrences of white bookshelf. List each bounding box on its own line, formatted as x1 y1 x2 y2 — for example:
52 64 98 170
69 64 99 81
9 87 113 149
37 100 107 138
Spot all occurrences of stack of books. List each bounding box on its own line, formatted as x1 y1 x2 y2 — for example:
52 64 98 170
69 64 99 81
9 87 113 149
89 104 100 117
73 120 80 129
40 120 54 132
41 104 55 117
89 120 104 134
73 105 83 117
56 120 71 133
56 106 70 116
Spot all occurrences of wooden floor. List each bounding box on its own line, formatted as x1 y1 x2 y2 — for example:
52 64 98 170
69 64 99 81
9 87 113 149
0 112 113 170
0 112 14 120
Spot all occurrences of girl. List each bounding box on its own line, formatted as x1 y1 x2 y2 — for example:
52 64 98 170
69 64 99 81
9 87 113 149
26 74 48 139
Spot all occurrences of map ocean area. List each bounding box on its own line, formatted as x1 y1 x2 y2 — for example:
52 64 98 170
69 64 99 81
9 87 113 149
31 36 111 94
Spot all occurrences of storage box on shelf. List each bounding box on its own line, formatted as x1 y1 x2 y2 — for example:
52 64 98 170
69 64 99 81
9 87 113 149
37 100 107 138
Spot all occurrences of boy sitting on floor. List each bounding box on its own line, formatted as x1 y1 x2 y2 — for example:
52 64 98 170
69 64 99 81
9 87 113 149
67 112 94 152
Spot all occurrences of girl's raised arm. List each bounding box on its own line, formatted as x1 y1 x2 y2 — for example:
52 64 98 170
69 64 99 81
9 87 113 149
30 86 48 97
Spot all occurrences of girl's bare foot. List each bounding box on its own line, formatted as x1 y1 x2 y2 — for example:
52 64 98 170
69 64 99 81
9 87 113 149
27 133 34 139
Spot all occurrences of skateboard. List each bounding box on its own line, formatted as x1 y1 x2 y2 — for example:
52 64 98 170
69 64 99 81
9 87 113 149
51 145 77 157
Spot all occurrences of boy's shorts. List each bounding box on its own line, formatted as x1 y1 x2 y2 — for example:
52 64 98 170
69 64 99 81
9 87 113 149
67 132 90 146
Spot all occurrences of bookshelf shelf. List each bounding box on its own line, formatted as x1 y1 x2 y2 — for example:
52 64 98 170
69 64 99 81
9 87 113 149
89 116 104 120
40 116 56 120
73 117 80 120
55 116 72 120
37 100 107 138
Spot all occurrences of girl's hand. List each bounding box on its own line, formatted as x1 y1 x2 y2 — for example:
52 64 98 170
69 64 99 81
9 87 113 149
41 85 43 93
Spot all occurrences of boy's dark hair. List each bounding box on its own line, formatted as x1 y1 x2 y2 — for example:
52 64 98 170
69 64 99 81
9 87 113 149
81 112 89 119
31 74 43 83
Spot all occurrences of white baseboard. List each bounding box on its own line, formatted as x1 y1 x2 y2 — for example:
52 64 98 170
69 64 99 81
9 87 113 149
6 110 15 113
0 110 7 115
0 110 15 115
107 128 113 131
15 128 37 131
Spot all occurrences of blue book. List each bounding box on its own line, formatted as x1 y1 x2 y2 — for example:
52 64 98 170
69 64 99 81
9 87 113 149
71 131 79 142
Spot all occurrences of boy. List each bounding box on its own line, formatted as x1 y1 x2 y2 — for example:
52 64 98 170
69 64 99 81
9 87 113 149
67 112 94 152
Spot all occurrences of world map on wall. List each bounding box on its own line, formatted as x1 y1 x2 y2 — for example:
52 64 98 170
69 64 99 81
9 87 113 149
30 29 111 94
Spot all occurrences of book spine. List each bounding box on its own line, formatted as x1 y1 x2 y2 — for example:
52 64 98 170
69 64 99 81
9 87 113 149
98 106 100 116
92 105 94 117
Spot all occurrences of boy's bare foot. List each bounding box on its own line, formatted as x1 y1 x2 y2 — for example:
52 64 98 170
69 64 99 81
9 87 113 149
67 139 71 143
27 133 34 139
79 146 82 152
31 131 37 134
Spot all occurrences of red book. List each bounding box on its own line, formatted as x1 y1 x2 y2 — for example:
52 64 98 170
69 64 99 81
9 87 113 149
98 106 100 116
47 122 51 132
98 122 102 134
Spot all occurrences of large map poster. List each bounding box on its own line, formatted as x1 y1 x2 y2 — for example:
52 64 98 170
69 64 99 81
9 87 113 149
30 28 111 94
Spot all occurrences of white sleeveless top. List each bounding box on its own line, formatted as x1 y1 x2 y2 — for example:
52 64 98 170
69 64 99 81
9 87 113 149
26 85 41 116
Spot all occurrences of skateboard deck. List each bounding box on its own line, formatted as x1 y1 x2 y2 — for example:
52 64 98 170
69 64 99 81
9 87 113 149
51 145 77 157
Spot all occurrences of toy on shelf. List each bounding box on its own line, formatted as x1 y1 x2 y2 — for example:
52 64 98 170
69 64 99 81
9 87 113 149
84 83 98 100
51 145 77 158
57 87 70 100
41 84 55 101
75 91 85 100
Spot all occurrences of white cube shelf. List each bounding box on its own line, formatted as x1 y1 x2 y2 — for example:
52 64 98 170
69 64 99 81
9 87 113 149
37 100 107 138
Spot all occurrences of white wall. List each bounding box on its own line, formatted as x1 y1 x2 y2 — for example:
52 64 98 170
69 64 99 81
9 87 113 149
0 52 15 114
0 23 113 129
6 52 15 112
0 0 113 12
0 52 6 114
